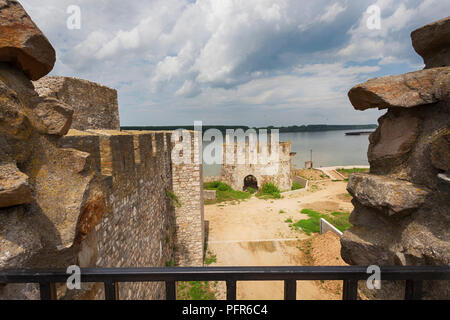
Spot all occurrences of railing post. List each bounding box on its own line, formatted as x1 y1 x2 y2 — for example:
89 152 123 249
284 279 296 300
342 280 358 300
104 281 119 300
165 280 176 300
226 280 237 300
39 282 57 300
405 280 423 300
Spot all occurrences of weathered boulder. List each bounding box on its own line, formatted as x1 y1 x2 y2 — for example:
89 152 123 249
0 0 55 80
0 162 33 207
430 131 450 171
347 173 429 216
34 97 73 136
348 67 450 110
412 16 450 69
0 206 43 269
368 110 420 172
340 227 395 265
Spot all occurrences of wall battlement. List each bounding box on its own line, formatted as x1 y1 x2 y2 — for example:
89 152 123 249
53 128 204 298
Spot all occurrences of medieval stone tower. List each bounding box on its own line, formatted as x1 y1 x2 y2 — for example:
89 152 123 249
220 139 294 192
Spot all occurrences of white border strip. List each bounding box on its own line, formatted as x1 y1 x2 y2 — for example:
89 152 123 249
320 218 343 237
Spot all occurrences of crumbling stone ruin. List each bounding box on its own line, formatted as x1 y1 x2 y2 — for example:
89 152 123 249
0 0 204 300
341 16 450 299
34 77 120 131
209 140 294 192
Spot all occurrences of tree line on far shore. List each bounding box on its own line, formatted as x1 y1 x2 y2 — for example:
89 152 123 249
121 124 377 134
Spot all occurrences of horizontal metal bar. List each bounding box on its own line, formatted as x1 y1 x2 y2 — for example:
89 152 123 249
1 266 449 284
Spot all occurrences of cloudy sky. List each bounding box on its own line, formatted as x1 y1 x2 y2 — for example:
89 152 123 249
21 0 450 126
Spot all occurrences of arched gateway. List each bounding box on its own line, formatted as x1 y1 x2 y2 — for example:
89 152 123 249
243 175 258 191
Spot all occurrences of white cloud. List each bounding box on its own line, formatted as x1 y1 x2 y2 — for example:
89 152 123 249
175 80 201 97
19 0 450 126
338 0 450 64
319 2 347 23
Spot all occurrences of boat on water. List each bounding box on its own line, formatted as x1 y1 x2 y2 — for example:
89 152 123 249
345 131 374 136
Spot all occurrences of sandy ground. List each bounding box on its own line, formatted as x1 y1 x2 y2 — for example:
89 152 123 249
204 180 352 300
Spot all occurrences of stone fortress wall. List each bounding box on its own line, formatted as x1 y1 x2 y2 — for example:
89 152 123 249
0 0 204 300
220 140 294 192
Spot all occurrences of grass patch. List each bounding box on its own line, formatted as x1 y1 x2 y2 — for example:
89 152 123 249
204 250 217 265
177 281 217 300
284 218 293 223
204 181 251 203
297 238 313 265
256 183 281 199
291 181 304 190
165 259 176 267
279 209 286 214
293 209 352 235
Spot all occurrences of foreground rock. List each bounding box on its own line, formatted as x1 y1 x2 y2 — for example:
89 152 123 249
347 173 429 216
0 162 33 207
34 97 73 135
341 16 450 300
0 0 55 80
412 16 450 69
348 67 450 110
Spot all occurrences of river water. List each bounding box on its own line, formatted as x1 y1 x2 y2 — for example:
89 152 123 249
203 130 372 176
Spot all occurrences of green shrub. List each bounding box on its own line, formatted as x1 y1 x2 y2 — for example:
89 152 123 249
257 183 281 199
217 183 232 192
203 181 251 203
204 181 230 191
262 183 279 194
246 187 256 194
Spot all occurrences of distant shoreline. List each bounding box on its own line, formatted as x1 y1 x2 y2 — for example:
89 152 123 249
121 124 377 134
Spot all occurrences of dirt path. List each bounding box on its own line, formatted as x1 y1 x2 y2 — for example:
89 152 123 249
204 181 352 300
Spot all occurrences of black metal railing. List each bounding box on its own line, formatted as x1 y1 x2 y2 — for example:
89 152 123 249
1 266 449 300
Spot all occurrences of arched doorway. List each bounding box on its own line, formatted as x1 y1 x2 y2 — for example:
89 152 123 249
243 175 258 191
